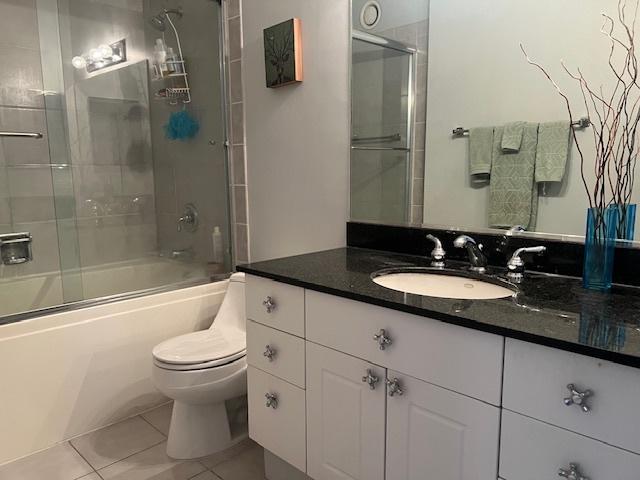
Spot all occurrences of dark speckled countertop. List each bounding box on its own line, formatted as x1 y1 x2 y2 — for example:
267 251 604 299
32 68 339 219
238 247 640 368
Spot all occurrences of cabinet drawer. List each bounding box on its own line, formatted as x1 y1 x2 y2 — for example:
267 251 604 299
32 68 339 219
248 366 306 472
500 410 640 480
305 290 503 405
247 320 306 388
503 339 640 453
246 275 304 337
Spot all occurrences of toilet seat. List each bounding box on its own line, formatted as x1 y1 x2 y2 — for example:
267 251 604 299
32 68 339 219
153 327 246 371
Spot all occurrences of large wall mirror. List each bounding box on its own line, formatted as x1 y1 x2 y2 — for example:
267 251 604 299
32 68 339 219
350 0 640 242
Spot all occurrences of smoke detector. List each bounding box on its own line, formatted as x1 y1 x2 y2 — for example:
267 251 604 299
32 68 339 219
360 1 381 30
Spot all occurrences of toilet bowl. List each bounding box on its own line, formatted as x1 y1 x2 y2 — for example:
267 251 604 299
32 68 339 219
152 272 247 459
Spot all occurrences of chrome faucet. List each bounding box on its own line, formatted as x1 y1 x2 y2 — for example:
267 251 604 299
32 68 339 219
506 246 546 280
453 235 488 273
176 203 199 232
425 234 446 268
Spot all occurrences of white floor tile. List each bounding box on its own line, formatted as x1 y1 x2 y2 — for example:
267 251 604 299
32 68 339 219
97 442 206 480
77 474 101 480
71 416 166 470
211 443 265 480
199 438 255 469
190 472 222 480
0 442 93 480
141 402 173 436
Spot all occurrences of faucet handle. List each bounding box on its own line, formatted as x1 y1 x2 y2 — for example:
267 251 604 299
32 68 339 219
426 234 446 267
507 246 546 279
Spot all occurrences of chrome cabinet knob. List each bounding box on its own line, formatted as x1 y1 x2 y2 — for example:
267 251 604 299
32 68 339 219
564 384 592 413
263 345 277 362
386 378 404 397
265 392 278 409
558 463 589 480
373 329 392 350
263 296 276 313
362 369 379 390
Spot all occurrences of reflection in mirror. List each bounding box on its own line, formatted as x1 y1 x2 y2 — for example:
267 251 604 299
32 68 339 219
350 0 428 225
349 0 640 243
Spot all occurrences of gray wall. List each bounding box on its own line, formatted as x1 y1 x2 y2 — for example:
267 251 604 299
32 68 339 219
243 0 350 262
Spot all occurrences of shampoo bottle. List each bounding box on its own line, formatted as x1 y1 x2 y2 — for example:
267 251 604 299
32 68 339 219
212 226 223 264
154 38 169 76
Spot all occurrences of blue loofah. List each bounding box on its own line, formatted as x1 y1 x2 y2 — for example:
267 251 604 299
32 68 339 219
164 109 200 141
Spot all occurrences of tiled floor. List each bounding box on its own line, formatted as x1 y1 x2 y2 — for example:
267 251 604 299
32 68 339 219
0 403 265 480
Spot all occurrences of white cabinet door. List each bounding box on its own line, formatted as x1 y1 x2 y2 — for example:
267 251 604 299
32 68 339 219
306 342 386 480
386 371 500 480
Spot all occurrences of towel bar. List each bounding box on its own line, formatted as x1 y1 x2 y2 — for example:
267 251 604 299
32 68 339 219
451 117 591 138
0 131 43 139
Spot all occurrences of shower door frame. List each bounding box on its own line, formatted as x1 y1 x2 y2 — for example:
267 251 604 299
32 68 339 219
350 29 417 224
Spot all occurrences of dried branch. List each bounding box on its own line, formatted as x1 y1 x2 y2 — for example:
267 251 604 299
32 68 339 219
522 0 640 238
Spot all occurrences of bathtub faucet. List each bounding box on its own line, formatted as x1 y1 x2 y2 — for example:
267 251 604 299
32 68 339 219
177 203 199 233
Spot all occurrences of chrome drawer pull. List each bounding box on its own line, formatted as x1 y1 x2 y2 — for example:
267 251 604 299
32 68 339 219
558 463 589 480
564 384 593 413
263 345 277 362
362 369 379 390
265 392 278 409
386 378 404 397
373 329 392 350
263 296 276 313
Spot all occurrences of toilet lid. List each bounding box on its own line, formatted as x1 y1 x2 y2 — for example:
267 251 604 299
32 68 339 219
152 327 246 365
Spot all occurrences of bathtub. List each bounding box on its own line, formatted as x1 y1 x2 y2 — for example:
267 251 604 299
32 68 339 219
0 257 208 320
0 277 228 465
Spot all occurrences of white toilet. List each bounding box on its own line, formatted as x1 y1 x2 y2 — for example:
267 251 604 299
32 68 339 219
152 272 248 459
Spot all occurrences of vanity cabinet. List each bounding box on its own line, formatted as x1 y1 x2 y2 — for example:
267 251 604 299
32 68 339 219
245 274 640 480
246 275 502 480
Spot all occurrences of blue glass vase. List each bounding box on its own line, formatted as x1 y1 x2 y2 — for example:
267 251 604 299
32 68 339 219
583 206 618 291
614 203 636 240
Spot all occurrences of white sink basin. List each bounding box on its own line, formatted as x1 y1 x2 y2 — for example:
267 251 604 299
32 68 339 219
372 270 515 300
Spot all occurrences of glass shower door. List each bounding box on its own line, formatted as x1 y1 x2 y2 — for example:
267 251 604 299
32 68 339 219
0 0 82 317
1 0 233 321
350 31 414 224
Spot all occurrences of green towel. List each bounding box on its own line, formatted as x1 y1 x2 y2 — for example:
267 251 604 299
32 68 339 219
535 121 571 183
468 127 494 176
501 121 525 152
489 124 539 229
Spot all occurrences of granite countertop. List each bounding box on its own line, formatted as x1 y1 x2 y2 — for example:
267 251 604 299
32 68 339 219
238 247 640 368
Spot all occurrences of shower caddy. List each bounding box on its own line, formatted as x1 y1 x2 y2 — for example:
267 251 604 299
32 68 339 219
153 12 191 105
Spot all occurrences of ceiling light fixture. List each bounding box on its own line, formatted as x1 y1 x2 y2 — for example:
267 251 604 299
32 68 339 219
72 39 127 73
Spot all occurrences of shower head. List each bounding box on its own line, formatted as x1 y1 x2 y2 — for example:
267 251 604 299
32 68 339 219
149 7 183 31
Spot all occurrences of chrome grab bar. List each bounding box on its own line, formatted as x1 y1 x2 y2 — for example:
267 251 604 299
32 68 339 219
351 146 410 152
352 133 402 143
0 132 43 139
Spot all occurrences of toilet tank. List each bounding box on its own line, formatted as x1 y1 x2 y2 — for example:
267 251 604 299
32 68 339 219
210 272 246 332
